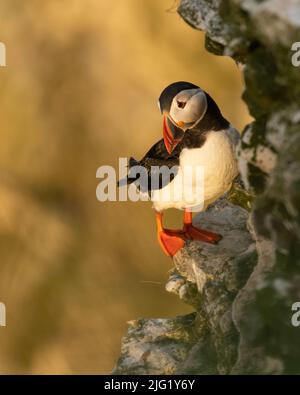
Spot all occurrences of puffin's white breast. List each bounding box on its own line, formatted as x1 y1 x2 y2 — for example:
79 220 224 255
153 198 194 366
152 129 239 212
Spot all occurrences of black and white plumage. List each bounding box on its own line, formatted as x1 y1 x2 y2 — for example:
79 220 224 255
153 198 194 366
118 82 240 256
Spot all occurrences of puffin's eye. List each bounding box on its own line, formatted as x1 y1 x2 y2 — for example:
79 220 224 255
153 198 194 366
177 100 186 109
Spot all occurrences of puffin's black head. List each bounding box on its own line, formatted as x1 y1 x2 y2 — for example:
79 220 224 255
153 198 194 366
158 81 208 154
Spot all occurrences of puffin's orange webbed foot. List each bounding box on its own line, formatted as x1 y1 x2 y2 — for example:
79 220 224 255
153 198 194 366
155 212 186 257
157 230 185 257
183 209 222 245
155 210 223 257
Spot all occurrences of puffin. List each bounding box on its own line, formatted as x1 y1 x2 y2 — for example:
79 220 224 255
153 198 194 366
118 81 239 257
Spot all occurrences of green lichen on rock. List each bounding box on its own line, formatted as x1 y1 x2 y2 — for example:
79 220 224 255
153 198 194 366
227 179 254 211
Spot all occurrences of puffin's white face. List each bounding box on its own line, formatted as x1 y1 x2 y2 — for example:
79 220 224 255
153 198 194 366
169 88 207 131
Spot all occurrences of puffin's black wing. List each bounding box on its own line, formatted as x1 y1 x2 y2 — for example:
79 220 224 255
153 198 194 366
140 138 179 168
117 139 180 192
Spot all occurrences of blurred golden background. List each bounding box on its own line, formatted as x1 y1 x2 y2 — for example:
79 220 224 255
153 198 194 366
0 0 251 373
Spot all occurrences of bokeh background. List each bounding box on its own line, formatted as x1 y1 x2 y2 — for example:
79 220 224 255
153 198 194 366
0 0 252 374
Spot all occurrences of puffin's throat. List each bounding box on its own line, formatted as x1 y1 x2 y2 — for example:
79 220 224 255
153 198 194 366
163 116 184 154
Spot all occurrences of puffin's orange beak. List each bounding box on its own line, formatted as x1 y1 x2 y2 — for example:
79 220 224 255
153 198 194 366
163 115 183 154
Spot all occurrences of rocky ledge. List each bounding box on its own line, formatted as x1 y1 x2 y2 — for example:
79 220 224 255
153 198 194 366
114 201 261 374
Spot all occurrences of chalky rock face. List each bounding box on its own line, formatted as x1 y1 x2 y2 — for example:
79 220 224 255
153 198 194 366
112 314 198 375
114 0 300 374
173 201 257 374
114 202 257 374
